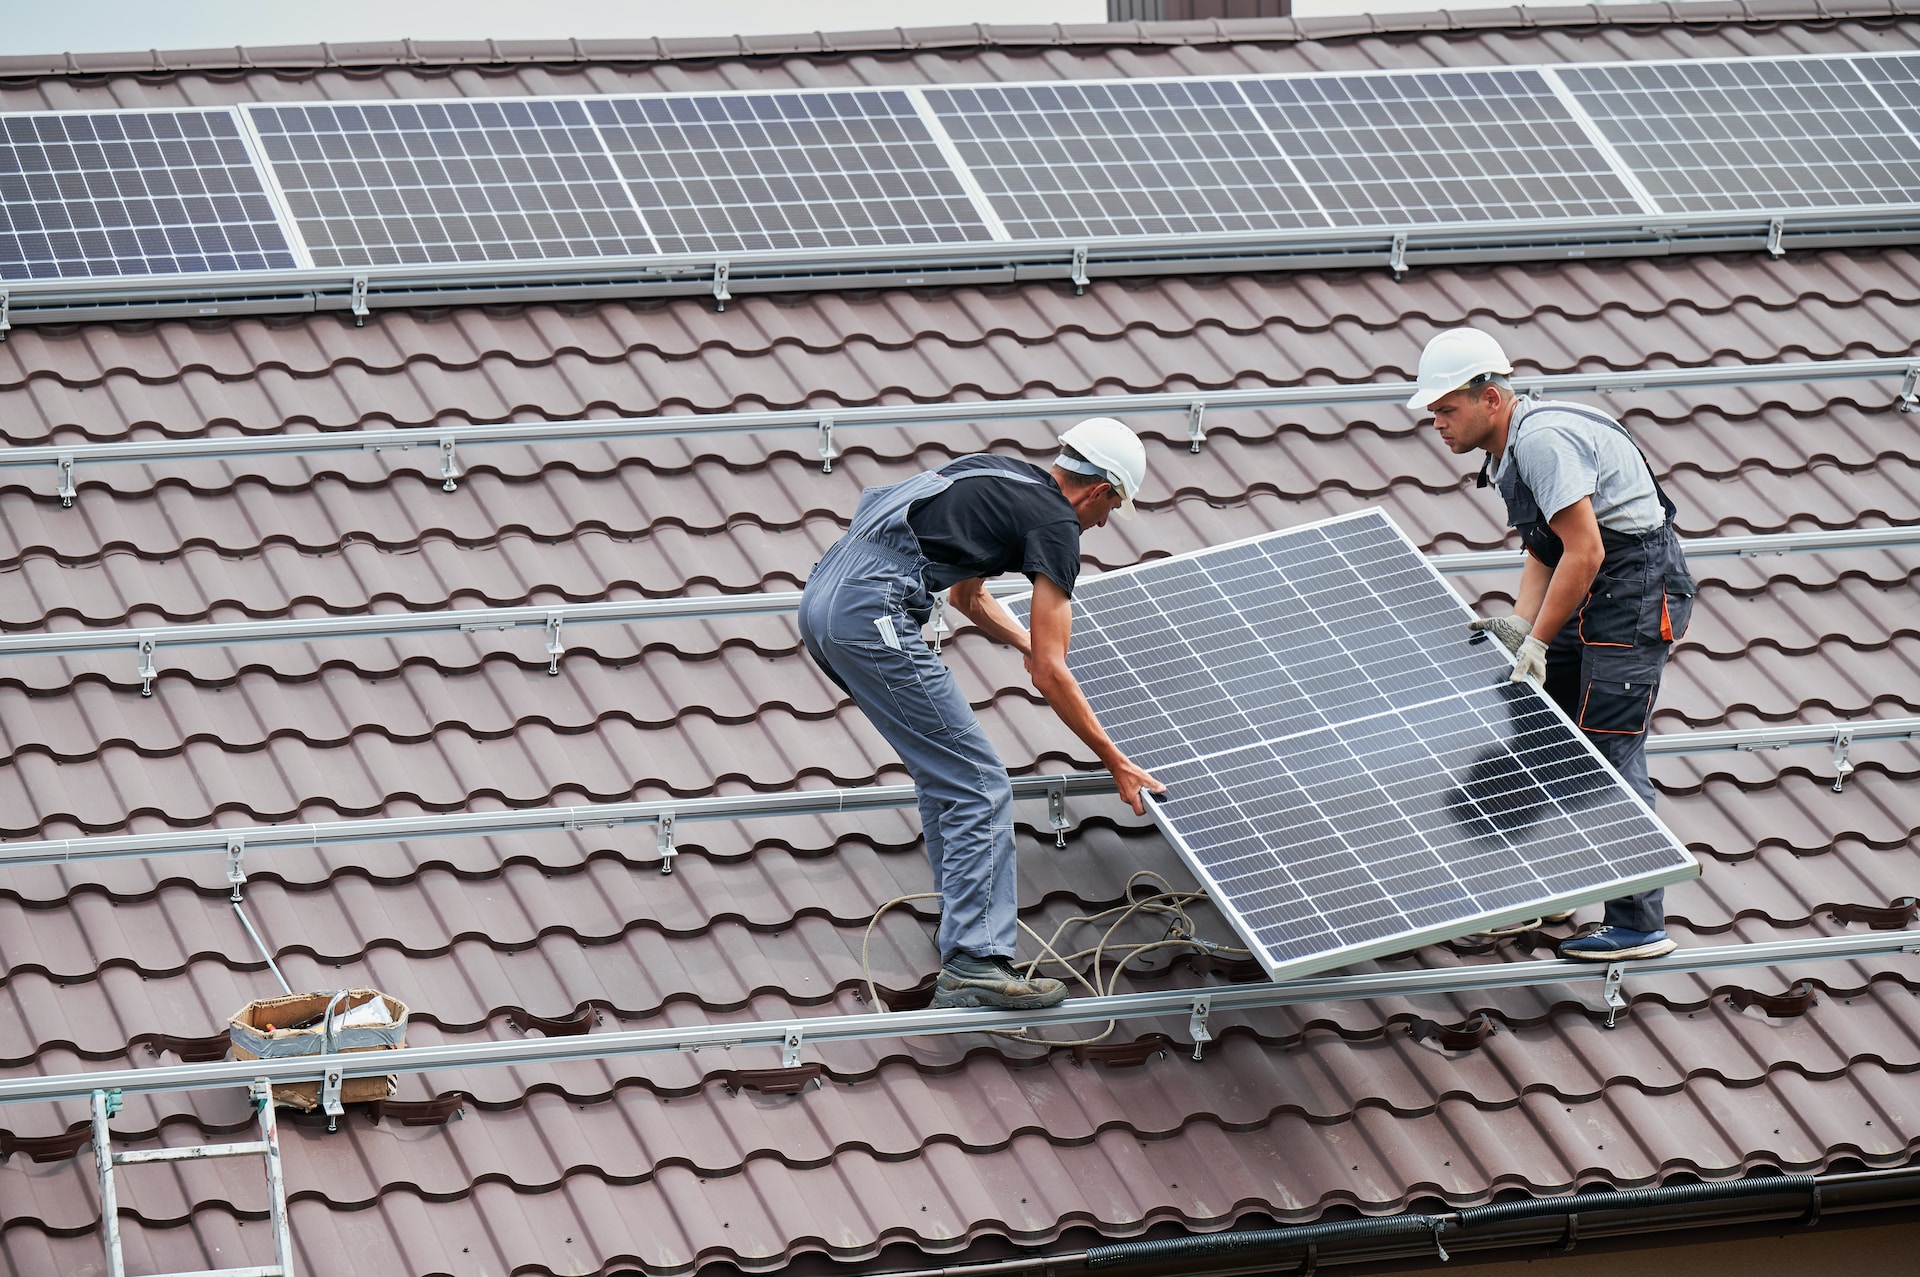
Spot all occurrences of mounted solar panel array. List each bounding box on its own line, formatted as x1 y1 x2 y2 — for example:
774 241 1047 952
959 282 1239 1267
4 51 1920 283
1022 509 1697 979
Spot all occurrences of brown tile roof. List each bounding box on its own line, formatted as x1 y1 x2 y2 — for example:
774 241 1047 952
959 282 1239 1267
0 8 1917 1276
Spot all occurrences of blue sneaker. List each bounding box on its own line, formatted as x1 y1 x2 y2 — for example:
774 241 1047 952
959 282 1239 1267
1557 926 1676 961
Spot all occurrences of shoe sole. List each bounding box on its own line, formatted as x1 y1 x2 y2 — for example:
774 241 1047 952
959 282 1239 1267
1558 939 1677 961
930 987 1068 1010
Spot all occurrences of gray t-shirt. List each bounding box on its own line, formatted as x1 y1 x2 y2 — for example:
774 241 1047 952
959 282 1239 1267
1496 399 1665 535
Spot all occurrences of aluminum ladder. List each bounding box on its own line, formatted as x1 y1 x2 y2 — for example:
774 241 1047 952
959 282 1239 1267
92 1079 295 1277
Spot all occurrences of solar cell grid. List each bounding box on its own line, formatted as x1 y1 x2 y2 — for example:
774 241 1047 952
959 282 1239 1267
1027 510 1695 979
587 91 992 254
1558 59 1920 214
1241 69 1647 223
0 110 295 280
247 99 654 269
924 79 1327 240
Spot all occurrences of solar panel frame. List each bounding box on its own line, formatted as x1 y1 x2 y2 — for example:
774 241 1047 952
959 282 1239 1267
244 98 659 270
586 89 997 255
1239 68 1651 224
0 107 300 282
1557 56 1920 215
1011 507 1698 982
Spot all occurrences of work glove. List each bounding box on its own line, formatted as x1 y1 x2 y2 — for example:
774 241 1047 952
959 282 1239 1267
1509 635 1548 686
1467 613 1532 655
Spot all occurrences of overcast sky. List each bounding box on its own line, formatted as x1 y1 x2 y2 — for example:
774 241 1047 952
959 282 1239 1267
0 0 1545 56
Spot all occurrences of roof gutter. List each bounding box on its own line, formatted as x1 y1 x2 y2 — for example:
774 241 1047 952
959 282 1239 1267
874 1166 1920 1277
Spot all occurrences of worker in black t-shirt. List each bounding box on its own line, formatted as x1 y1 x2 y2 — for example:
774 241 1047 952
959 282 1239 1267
798 418 1165 1009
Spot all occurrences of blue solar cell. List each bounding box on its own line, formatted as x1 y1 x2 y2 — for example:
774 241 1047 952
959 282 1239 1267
1013 509 1696 981
0 110 295 280
246 99 653 269
586 90 992 255
1559 58 1920 214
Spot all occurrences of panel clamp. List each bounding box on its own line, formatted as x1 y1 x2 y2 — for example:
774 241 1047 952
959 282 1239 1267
1070 245 1089 293
1830 729 1855 793
438 437 461 492
657 811 678 875
713 261 732 308
1389 232 1409 278
1899 363 1920 413
1045 777 1069 848
817 417 837 474
544 612 565 676
226 837 247 903
0 289 11 339
350 274 370 325
1766 216 1787 259
781 1026 804 1069
1188 995 1213 1060
137 635 158 697
1601 963 1628 1029
1186 401 1207 454
56 454 77 508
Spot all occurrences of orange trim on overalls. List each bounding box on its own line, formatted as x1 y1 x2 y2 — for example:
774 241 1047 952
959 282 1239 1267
1660 596 1674 642
1578 681 1654 735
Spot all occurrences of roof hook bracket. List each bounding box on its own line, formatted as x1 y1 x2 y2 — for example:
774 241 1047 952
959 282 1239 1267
226 837 247 904
656 811 677 875
817 416 836 474
1601 962 1628 1028
1389 232 1409 278
438 437 461 493
0 289 11 339
320 1066 346 1131
781 1026 804 1069
1899 363 1920 413
1830 728 1855 793
544 612 565 677
1046 777 1068 848
713 261 732 310
1766 216 1787 259
1188 994 1213 1060
137 635 158 698
350 274 370 326
1186 401 1206 454
1070 245 1089 294
56 454 76 508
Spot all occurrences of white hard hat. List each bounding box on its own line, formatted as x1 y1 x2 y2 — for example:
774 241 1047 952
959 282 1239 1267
1406 328 1514 412
1056 417 1147 520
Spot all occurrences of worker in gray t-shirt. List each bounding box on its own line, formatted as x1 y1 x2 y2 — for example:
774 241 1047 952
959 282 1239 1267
1407 328 1698 962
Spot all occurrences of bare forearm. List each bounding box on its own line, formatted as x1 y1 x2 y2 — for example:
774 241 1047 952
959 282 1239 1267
1532 550 1601 641
1032 662 1123 767
947 580 1031 652
1513 553 1551 623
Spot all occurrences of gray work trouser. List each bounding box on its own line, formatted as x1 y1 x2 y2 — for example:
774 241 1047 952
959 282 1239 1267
798 539 1020 960
1545 626 1669 933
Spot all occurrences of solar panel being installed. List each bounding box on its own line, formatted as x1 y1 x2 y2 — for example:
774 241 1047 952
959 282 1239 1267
1028 509 1696 980
586 91 994 255
1241 69 1648 223
245 100 654 269
0 110 295 281
1558 58 1920 214
922 80 1327 240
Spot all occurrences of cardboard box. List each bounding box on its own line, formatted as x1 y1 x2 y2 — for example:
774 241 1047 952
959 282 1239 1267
228 989 409 1112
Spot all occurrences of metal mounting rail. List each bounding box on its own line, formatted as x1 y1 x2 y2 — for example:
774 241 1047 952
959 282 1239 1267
0 717 1911 874
0 203 1917 329
1 526 1914 678
0 930 1911 1108
6 355 1918 496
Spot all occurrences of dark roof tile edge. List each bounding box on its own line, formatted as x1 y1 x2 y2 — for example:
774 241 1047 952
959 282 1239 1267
3 1 1917 79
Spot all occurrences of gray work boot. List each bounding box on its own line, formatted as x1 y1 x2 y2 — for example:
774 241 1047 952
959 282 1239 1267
930 953 1067 1010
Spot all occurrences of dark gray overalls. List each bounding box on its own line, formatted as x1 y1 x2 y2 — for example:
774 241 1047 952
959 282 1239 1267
1489 400 1696 932
799 465 1058 961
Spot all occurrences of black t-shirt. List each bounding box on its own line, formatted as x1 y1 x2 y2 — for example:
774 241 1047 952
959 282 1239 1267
905 455 1083 596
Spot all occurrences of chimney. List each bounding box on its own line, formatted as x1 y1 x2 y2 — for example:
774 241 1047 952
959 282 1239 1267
1107 0 1292 17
